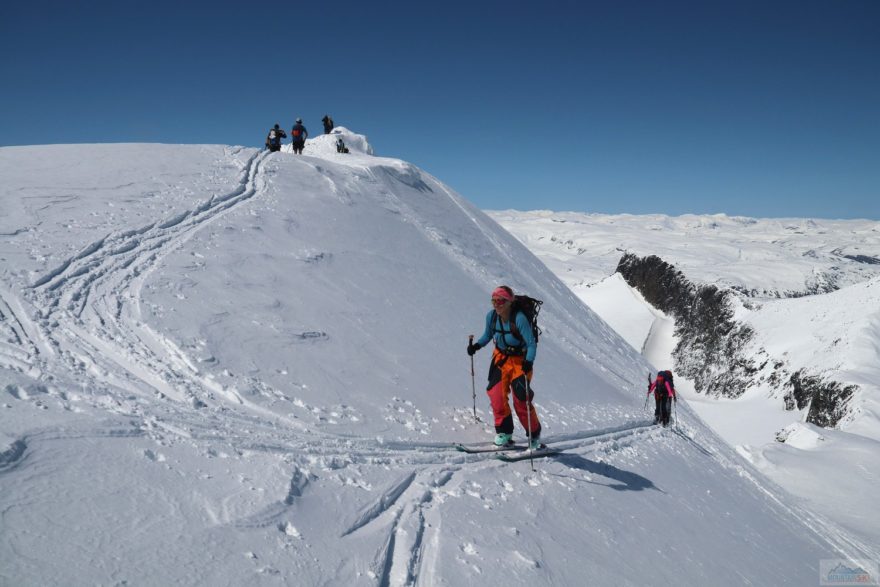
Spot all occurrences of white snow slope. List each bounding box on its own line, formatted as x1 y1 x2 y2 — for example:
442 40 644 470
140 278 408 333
0 133 874 586
490 208 880 556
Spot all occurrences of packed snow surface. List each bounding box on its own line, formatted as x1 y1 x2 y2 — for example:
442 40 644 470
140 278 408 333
1 133 875 585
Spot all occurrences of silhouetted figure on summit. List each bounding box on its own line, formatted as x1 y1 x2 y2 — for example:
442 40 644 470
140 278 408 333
265 124 286 152
322 115 334 134
290 118 308 155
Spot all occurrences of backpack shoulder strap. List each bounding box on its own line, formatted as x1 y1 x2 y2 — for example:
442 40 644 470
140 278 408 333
490 309 508 331
491 310 524 345
508 310 522 341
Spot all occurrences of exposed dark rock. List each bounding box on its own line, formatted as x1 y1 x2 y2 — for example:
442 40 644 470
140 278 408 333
784 370 857 428
842 254 880 265
616 252 858 428
616 253 757 399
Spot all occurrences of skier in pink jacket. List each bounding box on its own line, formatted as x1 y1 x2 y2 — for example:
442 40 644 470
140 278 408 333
648 370 676 426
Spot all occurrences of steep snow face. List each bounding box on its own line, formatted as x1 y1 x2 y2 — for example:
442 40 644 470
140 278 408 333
489 210 880 297
0 143 874 585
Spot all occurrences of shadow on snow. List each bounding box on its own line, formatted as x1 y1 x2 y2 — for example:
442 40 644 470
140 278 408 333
553 454 661 493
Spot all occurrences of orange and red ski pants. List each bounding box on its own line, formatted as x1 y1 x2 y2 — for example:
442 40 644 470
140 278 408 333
486 348 541 437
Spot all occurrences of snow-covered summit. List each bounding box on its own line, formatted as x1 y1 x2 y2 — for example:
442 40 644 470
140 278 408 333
281 126 375 157
1 140 874 584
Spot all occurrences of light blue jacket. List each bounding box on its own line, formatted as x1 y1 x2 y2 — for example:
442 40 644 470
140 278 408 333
475 310 537 362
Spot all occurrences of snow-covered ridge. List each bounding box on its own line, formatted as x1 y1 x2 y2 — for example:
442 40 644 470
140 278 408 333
1 141 876 584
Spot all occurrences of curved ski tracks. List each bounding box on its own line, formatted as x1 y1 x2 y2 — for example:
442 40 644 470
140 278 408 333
27 150 269 408
0 286 45 375
324 419 876 585
339 420 661 587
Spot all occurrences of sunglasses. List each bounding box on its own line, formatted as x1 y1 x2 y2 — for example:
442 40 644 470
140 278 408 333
491 297 510 306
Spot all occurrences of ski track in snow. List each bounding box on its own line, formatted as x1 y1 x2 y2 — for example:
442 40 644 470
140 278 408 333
0 286 45 376
351 419 875 586
25 150 269 410
195 418 666 586
339 421 663 585
3 148 344 472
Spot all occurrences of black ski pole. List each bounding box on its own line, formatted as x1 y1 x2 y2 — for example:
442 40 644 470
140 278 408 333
525 377 535 472
673 396 678 429
644 372 651 411
468 335 477 421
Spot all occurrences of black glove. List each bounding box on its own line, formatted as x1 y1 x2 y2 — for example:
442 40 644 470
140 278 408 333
467 342 482 356
522 360 533 373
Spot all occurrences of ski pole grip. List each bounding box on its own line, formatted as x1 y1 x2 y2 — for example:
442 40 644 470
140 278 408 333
469 335 474 343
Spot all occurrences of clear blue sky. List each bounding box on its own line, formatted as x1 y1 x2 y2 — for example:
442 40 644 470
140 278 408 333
2 0 878 219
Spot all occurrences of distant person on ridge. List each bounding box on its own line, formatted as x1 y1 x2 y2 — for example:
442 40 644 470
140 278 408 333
648 370 676 426
265 124 286 152
290 118 308 155
468 285 543 449
336 137 349 153
322 114 334 134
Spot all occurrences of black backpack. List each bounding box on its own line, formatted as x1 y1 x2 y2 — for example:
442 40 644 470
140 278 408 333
659 370 675 389
493 295 543 345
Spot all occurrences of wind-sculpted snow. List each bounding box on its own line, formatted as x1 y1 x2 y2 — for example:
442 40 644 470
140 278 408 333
0 138 873 584
0 438 27 472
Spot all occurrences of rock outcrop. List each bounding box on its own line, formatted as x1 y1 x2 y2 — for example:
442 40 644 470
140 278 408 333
615 252 857 428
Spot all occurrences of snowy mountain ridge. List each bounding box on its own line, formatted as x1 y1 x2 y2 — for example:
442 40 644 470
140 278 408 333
0 134 876 585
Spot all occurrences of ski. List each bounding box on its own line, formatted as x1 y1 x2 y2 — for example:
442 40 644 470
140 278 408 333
453 442 524 454
496 445 561 462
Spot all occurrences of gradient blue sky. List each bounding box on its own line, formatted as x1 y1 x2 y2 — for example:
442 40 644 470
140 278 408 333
2 0 878 219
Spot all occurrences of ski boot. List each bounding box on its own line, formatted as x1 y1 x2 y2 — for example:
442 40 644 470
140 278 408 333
494 432 513 446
